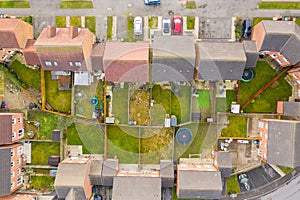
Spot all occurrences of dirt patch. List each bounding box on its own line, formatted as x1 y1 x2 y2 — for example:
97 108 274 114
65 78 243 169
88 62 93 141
129 90 150 126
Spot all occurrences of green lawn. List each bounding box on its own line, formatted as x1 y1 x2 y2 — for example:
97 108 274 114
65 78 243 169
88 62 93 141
127 16 135 41
75 80 104 119
85 16 96 33
216 98 226 113
107 125 139 163
148 16 158 38
151 85 171 125
56 16 66 28
226 90 238 111
186 1 196 9
107 16 113 40
44 71 71 113
66 123 104 154
0 71 4 95
8 60 40 89
27 111 60 139
112 83 129 124
240 61 291 113
174 123 209 159
226 175 241 194
31 142 60 165
187 16 195 30
70 16 82 27
221 116 247 137
0 1 30 8
253 17 273 26
173 85 191 123
278 165 294 174
30 176 55 193
296 18 300 26
60 1 93 8
196 90 210 108
259 2 300 9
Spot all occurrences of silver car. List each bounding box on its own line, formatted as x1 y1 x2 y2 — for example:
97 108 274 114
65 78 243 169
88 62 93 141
134 16 143 36
162 18 171 35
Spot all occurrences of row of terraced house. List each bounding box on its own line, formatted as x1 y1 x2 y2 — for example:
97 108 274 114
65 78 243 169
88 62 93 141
1 17 300 199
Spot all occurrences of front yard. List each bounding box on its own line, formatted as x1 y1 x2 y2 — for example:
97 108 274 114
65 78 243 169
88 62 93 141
0 1 30 8
30 176 55 193
60 0 93 8
31 142 60 165
221 116 247 138
44 71 71 113
239 61 291 113
226 175 240 195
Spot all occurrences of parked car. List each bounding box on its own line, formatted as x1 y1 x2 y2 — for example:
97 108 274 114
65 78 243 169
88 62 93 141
144 0 160 5
162 18 171 35
173 15 182 34
242 19 252 38
134 16 143 36
238 173 250 191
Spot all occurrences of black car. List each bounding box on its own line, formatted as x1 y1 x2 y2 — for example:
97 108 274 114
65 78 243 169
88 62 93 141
243 19 252 38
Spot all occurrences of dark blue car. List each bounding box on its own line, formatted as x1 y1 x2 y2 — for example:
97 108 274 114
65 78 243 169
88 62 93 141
144 0 160 5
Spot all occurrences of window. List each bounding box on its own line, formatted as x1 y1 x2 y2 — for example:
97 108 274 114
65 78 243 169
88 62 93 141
11 182 14 189
17 158 21 165
260 141 262 146
18 118 22 123
12 132 16 138
12 118 16 124
54 61 58 66
45 61 52 66
17 177 22 185
11 172 14 178
260 132 263 137
17 146 23 155
69 62 73 66
75 61 82 67
265 143 268 148
17 168 21 175
18 129 24 137
11 151 14 157
259 121 264 128
265 123 268 130
11 161 14 167
265 133 268 139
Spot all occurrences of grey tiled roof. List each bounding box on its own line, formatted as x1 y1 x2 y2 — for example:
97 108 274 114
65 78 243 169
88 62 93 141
0 148 11 196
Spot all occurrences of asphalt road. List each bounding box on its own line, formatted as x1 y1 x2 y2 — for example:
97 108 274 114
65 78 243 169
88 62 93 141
261 173 300 200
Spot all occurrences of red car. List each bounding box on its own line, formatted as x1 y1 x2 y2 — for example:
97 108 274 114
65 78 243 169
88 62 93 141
173 15 182 34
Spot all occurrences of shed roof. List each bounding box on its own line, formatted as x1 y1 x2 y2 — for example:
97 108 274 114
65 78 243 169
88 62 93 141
112 176 161 200
52 130 61 142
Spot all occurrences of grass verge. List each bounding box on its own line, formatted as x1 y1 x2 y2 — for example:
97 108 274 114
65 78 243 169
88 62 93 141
107 16 113 40
186 1 196 9
85 16 96 33
226 175 241 194
222 116 247 137
278 165 294 174
187 16 195 30
56 16 66 28
127 16 135 41
60 1 93 8
259 2 300 9
70 16 82 27
0 1 30 8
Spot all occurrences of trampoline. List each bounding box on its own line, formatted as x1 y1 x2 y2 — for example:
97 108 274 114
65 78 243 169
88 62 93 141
90 97 99 106
242 68 255 82
176 128 193 145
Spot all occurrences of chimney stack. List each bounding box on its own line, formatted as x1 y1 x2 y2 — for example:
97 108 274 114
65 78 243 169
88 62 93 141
69 26 78 39
47 26 56 38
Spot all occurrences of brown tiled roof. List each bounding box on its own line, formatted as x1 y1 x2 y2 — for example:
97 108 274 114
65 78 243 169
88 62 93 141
35 26 94 71
23 39 41 66
90 44 105 71
0 19 33 48
103 41 149 82
0 115 12 145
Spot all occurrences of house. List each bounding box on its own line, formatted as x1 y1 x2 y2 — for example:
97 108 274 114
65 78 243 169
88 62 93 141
176 162 222 199
252 20 300 68
88 159 103 186
214 151 233 178
277 101 300 117
54 157 92 200
35 26 94 72
195 42 247 81
0 113 24 144
0 143 24 197
152 36 195 82
0 18 33 49
90 44 105 72
242 40 259 68
102 159 118 186
258 119 300 168
103 41 149 82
